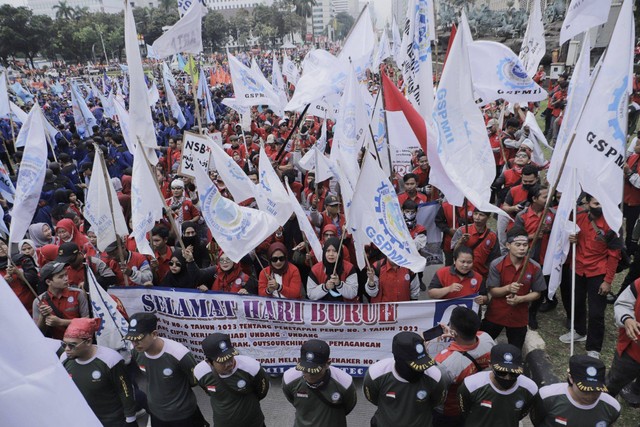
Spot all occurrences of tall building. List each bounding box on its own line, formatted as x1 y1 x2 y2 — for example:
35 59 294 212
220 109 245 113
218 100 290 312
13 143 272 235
27 0 143 17
311 0 333 36
204 0 273 11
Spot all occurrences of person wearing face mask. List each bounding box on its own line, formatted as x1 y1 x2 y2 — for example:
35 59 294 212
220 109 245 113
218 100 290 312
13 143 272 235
458 343 537 427
283 339 357 427
432 307 495 427
481 227 545 350
364 331 446 427
181 221 209 267
451 208 500 281
560 195 623 359
530 355 620 426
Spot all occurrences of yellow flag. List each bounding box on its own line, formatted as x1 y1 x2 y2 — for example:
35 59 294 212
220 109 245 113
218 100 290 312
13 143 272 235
184 56 199 85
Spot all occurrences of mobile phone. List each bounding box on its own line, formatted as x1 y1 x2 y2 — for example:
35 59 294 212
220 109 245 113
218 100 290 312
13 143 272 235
422 325 444 341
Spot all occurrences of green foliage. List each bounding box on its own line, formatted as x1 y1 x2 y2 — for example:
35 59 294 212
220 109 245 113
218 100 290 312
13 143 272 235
334 12 354 39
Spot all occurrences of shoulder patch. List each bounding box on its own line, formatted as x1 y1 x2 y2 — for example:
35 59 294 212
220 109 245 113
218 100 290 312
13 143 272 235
329 366 354 389
96 346 124 369
517 375 539 396
599 391 622 412
366 358 395 381
282 367 303 385
235 355 261 377
162 338 190 361
425 364 442 382
538 383 567 400
194 360 211 381
463 371 491 394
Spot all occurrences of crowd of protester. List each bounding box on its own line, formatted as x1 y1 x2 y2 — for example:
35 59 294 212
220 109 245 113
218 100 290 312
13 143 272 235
3 48 640 425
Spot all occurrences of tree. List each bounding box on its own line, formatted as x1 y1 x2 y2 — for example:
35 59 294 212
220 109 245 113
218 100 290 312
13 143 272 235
158 0 173 12
292 0 316 19
53 0 75 20
334 12 354 39
203 11 229 51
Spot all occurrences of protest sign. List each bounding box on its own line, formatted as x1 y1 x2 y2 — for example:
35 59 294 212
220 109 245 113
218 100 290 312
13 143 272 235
111 287 477 376
179 131 212 178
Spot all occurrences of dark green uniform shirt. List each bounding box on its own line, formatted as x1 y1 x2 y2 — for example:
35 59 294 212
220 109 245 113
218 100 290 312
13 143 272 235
458 371 538 427
363 358 445 427
62 345 136 427
133 338 198 422
194 355 269 427
530 383 620 427
282 366 357 427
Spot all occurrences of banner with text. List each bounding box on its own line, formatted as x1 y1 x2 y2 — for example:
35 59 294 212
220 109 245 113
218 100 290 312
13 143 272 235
179 132 212 178
110 287 476 377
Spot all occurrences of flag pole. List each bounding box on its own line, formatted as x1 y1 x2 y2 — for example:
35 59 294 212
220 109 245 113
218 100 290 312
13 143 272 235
95 144 129 287
137 138 186 251
189 54 204 133
570 168 577 356
275 103 311 162
379 67 395 179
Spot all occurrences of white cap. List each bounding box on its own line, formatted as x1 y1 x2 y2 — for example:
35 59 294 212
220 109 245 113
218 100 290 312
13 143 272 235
171 179 185 189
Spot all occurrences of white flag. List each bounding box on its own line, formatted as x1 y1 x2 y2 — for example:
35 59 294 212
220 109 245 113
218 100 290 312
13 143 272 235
251 58 283 115
350 154 426 273
548 36 591 192
0 161 15 203
84 154 129 251
560 0 613 45
148 80 160 107
272 54 288 108
70 82 97 137
227 52 282 109
197 68 216 123
125 0 158 163
282 52 300 86
285 50 348 112
0 276 102 426
372 30 392 70
152 2 205 58
565 0 634 233
193 162 279 263
164 75 186 129
208 137 256 203
86 267 130 358
131 141 165 256
469 41 547 105
0 71 10 118
255 147 293 226
113 95 136 154
338 4 375 79
519 0 546 78
285 179 322 259
10 101 28 123
400 0 436 120
163 62 176 87
523 111 552 166
9 105 48 245
146 43 160 60
391 16 403 63
432 23 506 217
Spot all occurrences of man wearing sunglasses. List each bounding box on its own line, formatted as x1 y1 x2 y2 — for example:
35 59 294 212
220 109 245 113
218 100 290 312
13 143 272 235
61 317 137 427
125 312 208 427
458 343 537 427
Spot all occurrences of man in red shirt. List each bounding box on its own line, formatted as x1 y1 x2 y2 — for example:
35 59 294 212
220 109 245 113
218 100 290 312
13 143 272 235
487 119 505 181
365 256 420 302
624 137 640 254
150 226 173 284
56 242 116 291
411 151 430 188
102 239 153 286
398 173 427 206
451 208 500 280
33 262 90 339
482 226 545 349
561 195 622 359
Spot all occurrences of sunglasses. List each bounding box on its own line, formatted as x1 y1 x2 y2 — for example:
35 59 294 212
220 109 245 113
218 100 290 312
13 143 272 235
271 256 286 263
219 257 232 263
515 154 528 158
493 370 519 379
168 261 182 267
62 340 87 350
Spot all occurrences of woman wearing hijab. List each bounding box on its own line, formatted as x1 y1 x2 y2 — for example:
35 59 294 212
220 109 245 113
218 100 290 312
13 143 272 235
307 237 359 302
28 222 54 248
204 250 257 294
160 248 215 289
258 242 302 299
0 237 39 313
181 221 209 267
54 218 96 257
19 239 39 270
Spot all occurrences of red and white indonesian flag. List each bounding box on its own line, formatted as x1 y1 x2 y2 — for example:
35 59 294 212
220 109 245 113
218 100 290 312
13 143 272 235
565 0 634 233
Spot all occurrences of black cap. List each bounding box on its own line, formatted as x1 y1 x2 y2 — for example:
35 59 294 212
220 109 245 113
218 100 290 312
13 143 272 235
124 312 158 341
569 354 607 392
296 339 330 374
40 261 67 281
56 242 80 264
392 332 433 371
325 194 340 206
491 343 523 374
202 333 239 363
105 240 119 253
